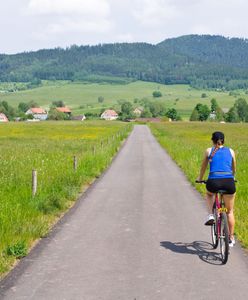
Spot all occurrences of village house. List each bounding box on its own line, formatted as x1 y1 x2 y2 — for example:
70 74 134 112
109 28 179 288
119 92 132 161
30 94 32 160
209 112 216 120
25 108 48 121
56 107 72 117
101 109 118 120
133 107 143 116
0 113 9 122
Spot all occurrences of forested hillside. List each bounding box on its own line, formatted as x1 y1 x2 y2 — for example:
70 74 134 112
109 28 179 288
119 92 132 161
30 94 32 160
1 35 248 89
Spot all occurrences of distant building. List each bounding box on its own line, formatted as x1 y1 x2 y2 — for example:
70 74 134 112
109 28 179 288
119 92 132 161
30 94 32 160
209 112 216 120
133 107 143 116
26 108 48 121
101 109 118 120
0 113 9 122
56 107 72 116
72 115 86 121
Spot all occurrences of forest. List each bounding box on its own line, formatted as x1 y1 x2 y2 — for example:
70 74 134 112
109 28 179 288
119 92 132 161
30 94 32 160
1 35 248 90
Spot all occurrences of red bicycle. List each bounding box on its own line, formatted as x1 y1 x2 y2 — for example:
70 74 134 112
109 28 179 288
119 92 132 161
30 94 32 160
196 180 230 264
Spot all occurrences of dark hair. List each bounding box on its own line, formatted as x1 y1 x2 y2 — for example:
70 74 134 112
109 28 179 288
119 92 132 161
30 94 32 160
211 131 225 145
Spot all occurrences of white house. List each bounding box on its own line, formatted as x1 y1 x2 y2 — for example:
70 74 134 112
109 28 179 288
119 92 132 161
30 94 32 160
0 113 9 122
26 108 48 120
101 109 118 120
133 107 143 116
209 112 216 120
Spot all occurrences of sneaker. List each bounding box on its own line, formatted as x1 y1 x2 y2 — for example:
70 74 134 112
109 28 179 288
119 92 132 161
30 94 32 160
204 214 215 226
229 238 236 247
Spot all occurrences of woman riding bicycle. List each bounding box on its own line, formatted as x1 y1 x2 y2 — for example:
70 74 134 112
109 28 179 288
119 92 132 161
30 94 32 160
197 131 236 247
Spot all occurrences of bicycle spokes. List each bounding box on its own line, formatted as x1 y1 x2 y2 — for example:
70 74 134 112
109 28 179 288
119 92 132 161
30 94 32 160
219 213 229 264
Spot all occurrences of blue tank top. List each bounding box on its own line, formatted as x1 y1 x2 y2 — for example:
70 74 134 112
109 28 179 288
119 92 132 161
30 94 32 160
208 147 234 179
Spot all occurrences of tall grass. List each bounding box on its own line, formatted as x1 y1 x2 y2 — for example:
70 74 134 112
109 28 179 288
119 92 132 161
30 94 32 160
0 121 132 275
150 122 248 248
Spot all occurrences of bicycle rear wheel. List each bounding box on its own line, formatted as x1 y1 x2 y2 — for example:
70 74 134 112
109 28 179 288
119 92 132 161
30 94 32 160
220 212 229 264
211 204 218 249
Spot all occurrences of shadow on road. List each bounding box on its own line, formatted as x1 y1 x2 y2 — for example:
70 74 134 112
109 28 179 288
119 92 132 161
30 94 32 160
160 240 223 265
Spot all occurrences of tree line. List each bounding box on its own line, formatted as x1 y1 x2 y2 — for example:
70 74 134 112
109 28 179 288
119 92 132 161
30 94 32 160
2 35 248 90
118 98 181 121
2 97 248 123
0 97 182 122
190 98 248 123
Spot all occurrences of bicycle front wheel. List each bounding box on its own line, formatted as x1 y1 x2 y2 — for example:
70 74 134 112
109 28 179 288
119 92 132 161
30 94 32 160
211 204 218 249
220 212 229 264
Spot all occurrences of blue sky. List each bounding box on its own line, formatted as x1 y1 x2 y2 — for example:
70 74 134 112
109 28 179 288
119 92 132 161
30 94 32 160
1 0 248 54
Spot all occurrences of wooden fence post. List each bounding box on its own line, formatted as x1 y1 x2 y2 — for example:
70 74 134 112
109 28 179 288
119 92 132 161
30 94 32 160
92 145 96 155
32 169 37 197
73 155 77 171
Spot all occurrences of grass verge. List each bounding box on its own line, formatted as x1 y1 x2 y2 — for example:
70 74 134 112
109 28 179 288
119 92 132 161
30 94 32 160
0 120 132 276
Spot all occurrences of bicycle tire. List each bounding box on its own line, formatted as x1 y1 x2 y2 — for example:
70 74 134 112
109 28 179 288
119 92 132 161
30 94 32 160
211 204 218 249
220 212 229 264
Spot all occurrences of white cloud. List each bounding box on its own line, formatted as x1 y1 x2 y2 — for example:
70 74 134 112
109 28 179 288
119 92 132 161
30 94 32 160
27 0 110 17
133 0 179 27
130 0 248 42
26 0 113 40
115 33 135 43
2 0 248 53
47 18 112 35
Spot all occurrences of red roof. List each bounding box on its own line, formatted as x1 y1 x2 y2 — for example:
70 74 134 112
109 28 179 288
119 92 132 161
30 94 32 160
30 108 47 114
102 109 118 116
56 107 71 113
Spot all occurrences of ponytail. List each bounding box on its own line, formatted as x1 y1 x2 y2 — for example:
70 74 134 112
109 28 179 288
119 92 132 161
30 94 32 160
209 146 220 162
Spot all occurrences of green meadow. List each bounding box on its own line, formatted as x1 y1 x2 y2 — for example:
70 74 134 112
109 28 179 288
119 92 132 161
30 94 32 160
1 81 246 119
150 122 248 248
0 120 132 276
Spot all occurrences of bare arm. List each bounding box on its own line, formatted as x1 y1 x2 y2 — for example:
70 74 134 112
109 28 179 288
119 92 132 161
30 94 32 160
230 148 236 176
197 149 210 181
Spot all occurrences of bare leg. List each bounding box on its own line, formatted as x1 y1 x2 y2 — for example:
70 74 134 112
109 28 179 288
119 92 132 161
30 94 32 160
206 191 215 214
223 194 236 239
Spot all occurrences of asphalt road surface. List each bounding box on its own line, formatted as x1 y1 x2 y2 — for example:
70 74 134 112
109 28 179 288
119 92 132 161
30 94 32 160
1 125 248 300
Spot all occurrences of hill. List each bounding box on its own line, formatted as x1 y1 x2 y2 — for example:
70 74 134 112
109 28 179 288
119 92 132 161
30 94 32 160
1 35 248 89
2 81 245 120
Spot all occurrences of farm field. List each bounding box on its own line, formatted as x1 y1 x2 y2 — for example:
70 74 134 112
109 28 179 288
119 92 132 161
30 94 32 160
1 80 247 119
0 120 131 276
150 122 248 248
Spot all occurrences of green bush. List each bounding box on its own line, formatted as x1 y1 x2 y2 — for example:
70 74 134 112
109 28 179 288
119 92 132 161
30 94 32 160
6 241 28 259
152 91 162 98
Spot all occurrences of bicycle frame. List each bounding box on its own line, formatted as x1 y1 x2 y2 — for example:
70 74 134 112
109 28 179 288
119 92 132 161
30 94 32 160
215 193 226 237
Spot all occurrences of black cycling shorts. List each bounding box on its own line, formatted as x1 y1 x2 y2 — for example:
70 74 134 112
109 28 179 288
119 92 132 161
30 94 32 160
206 178 236 195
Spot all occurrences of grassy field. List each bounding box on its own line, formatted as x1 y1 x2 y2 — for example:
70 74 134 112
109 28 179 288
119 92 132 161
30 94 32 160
1 81 247 119
150 122 248 248
0 120 132 276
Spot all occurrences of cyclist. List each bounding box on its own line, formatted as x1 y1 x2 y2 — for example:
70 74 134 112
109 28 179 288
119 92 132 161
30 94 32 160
197 131 236 247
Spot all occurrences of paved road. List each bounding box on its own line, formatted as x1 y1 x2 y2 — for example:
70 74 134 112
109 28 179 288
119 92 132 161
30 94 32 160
1 125 248 300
